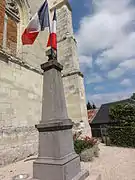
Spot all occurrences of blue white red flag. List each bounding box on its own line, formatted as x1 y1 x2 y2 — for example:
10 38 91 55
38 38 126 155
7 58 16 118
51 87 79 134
47 8 57 50
22 0 50 45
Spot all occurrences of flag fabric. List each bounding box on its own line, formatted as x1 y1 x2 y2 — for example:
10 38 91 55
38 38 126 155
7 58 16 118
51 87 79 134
22 0 50 45
47 8 57 50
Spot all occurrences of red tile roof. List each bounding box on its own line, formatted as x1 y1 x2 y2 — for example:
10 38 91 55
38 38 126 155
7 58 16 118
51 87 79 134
87 109 98 123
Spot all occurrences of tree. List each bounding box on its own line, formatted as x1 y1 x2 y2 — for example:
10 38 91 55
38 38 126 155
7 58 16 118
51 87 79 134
92 103 97 109
131 93 135 100
87 101 92 110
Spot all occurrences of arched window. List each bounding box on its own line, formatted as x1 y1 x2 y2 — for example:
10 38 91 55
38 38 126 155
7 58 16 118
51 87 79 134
3 0 20 55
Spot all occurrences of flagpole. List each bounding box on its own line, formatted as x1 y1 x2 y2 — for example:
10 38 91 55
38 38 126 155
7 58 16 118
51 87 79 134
47 4 53 60
49 19 53 59
54 8 57 60
46 6 57 61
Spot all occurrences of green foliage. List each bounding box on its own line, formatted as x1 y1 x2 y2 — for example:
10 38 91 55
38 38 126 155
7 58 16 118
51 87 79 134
73 135 99 162
87 101 97 110
109 103 135 126
108 102 135 147
131 93 135 100
92 103 97 109
108 126 135 147
74 139 92 154
74 136 97 154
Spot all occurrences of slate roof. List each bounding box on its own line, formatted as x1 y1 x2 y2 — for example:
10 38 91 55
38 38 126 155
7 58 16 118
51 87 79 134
91 98 135 125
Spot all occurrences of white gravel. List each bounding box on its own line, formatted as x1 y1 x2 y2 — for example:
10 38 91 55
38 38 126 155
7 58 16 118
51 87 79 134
0 143 135 180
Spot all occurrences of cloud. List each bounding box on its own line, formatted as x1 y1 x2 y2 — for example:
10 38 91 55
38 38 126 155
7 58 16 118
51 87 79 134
79 55 93 72
96 33 135 69
119 58 135 69
108 67 124 79
86 73 104 84
75 0 135 106
87 90 133 107
108 59 135 79
76 0 135 70
94 86 104 91
120 78 132 86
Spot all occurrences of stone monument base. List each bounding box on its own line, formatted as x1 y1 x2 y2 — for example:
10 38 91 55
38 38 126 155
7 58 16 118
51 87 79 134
33 156 89 180
32 121 89 180
30 170 101 180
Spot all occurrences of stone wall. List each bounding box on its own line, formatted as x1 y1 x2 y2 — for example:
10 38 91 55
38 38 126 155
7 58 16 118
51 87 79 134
0 127 38 166
63 73 92 137
0 51 42 166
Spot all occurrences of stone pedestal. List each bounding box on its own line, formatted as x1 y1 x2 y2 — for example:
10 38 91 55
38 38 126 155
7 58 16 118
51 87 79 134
32 60 89 180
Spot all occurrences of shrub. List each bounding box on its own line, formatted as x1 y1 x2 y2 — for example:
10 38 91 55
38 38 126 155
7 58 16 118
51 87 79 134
108 102 135 148
73 135 98 154
108 126 135 148
73 136 99 162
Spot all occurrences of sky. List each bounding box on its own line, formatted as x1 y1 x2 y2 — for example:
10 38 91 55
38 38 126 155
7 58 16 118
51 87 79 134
69 0 135 107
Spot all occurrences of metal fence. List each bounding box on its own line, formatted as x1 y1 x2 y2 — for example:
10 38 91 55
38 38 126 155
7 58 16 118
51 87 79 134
91 125 111 145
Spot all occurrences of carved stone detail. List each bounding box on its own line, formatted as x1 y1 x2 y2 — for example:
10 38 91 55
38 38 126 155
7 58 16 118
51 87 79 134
6 0 20 19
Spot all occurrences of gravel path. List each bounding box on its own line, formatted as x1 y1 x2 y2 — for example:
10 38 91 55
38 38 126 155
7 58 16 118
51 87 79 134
0 143 135 180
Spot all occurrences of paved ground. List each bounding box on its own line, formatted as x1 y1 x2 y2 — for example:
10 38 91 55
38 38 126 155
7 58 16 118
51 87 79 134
0 143 135 180
83 144 135 180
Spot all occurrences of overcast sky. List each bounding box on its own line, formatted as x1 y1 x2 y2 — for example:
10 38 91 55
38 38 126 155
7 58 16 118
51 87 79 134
70 0 135 107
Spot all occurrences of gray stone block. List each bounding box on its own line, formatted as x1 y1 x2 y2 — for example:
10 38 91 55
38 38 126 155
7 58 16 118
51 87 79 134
33 154 83 180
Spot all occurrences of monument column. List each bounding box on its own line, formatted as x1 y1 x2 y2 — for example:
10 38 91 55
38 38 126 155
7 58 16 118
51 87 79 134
32 57 89 180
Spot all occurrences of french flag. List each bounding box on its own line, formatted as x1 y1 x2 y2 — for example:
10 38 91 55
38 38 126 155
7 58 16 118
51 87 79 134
22 0 50 45
47 9 57 50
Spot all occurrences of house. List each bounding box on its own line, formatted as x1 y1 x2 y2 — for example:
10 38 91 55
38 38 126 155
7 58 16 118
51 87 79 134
90 98 135 137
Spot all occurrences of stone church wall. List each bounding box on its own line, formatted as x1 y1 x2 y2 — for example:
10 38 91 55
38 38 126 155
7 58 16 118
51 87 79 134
0 51 42 166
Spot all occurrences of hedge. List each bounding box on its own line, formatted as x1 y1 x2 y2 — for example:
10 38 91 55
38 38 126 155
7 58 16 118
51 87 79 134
108 126 135 148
